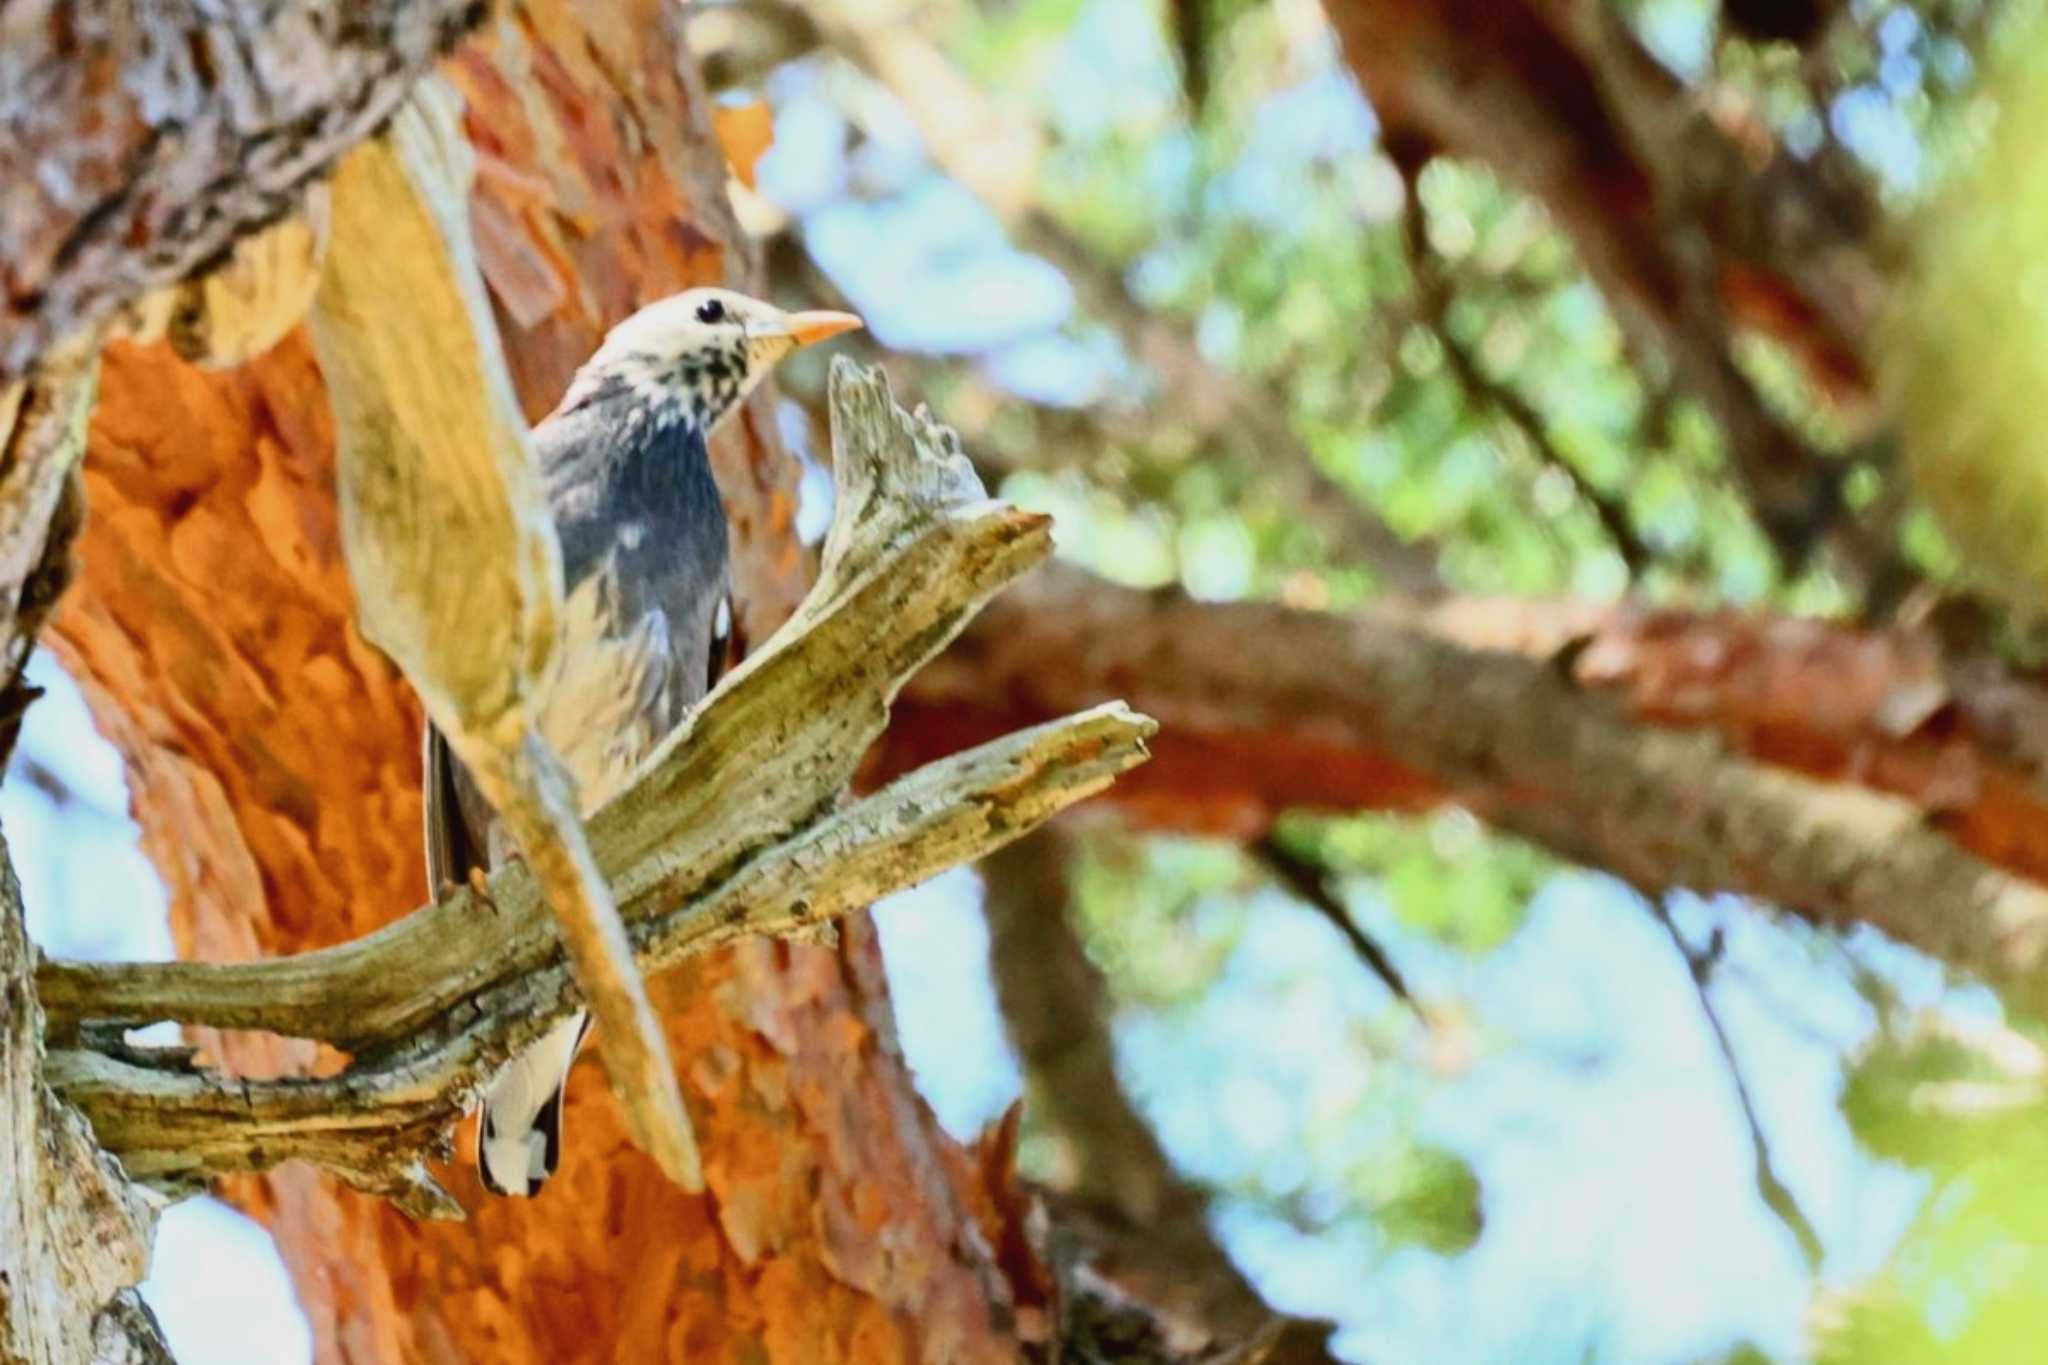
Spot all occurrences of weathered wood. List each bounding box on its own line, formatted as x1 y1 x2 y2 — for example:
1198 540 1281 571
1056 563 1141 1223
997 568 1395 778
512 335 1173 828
0 0 482 378
309 76 700 1190
47 704 1146 1217
41 361 1153 1218
0 347 95 765
0 828 174 1365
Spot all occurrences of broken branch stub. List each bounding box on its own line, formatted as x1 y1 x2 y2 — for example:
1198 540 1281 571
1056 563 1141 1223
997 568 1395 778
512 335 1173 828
40 359 1155 1218
308 78 698 1190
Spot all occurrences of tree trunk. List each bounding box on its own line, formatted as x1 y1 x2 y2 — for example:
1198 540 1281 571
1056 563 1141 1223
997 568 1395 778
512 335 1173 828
1 825 172 1365
45 7 1039 1361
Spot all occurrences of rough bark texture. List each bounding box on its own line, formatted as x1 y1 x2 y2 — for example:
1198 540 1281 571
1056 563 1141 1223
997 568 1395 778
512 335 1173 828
0 351 94 767
890 566 2048 1011
45 7 1033 1362
0 0 485 380
1 828 173 1365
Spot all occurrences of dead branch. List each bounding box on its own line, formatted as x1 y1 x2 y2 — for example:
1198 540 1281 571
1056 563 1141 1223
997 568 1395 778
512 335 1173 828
310 78 700 1189
0 344 95 767
1251 834 1418 1012
37 361 1154 1218
1648 899 1823 1269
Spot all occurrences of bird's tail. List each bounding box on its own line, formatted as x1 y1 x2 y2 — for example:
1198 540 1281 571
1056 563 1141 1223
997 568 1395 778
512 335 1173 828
478 1011 592 1197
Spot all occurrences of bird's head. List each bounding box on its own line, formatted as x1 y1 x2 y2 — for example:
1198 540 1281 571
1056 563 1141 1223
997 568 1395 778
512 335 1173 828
559 287 863 429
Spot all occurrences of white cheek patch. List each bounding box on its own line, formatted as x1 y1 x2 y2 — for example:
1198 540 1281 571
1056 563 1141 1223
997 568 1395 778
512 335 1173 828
617 520 647 551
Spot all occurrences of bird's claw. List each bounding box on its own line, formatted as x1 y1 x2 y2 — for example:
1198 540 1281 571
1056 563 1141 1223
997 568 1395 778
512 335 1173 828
467 866 498 915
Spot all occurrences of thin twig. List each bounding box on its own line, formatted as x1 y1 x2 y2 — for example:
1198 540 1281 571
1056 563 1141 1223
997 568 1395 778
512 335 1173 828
1437 325 1657 578
1399 183 1655 578
1169 0 1211 115
1251 834 1419 1013
1650 897 1825 1271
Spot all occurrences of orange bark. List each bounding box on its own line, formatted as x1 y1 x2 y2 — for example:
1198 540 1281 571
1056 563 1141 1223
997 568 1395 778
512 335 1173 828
879 574 2048 882
48 8 1037 1362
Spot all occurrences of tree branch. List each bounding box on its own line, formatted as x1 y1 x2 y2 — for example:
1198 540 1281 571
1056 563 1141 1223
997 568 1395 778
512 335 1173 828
1397 178 1658 580
1251 834 1418 1012
1649 899 1824 1270
1328 0 1879 571
0 345 93 768
981 827 1339 1363
37 362 1154 1217
0 0 484 378
888 565 2048 1009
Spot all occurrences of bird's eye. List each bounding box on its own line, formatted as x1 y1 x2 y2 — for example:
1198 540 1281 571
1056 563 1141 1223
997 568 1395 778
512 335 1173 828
695 299 725 325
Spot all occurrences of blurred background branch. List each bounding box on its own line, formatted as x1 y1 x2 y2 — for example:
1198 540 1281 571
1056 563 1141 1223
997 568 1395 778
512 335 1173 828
982 825 1341 1362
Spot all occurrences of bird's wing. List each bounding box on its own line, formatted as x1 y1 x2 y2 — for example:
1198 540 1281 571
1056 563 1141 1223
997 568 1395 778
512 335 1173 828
536 390 733 734
423 721 495 891
422 721 467 892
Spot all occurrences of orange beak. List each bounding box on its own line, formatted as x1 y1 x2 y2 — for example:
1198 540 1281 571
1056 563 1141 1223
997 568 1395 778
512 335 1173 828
785 309 865 348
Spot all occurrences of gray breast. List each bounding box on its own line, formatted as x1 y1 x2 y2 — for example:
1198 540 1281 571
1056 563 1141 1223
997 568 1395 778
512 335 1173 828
532 383 733 805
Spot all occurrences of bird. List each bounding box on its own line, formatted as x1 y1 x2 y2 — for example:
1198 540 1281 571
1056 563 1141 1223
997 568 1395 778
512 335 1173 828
423 287 862 1196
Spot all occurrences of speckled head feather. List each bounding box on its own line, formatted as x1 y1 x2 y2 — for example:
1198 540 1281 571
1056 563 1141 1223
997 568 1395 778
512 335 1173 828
557 286 862 432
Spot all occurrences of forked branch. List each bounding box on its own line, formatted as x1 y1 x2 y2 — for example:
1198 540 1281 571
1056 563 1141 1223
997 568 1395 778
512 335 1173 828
37 360 1155 1218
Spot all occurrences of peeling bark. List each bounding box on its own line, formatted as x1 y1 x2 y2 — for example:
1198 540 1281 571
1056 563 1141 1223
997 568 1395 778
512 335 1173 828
0 0 484 379
891 566 2048 1009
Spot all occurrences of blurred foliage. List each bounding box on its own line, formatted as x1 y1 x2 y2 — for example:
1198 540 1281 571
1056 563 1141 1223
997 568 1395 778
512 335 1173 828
1371 1142 1484 1254
938 0 1812 604
1822 1016 2048 1363
1887 0 2048 620
744 0 2048 1357
1271 808 1557 954
1063 828 1483 1263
